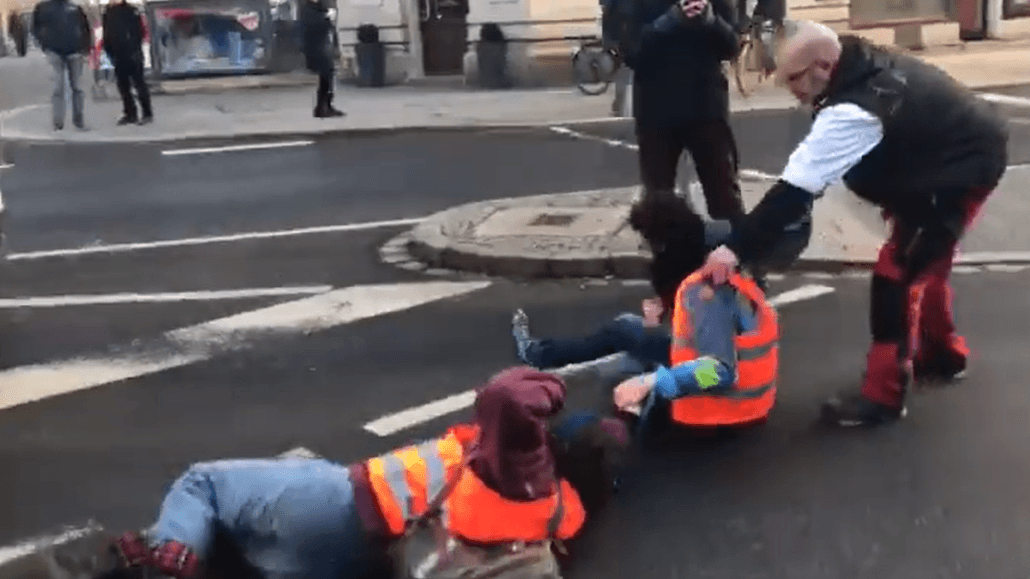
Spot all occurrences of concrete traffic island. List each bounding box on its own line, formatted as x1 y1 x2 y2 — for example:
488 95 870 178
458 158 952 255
405 176 892 279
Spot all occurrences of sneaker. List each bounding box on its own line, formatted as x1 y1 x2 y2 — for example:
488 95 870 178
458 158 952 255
511 309 535 365
820 389 907 427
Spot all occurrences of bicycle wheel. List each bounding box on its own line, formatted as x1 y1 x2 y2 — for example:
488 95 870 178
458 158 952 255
573 45 617 96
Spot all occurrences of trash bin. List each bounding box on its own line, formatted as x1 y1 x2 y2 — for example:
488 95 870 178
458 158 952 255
476 23 511 89
355 23 385 87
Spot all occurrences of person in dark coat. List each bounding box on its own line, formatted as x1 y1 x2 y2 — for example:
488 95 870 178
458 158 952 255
103 0 153 125
8 11 27 56
300 0 343 118
614 0 746 224
33 0 92 130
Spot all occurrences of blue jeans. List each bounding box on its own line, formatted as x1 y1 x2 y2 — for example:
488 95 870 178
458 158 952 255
525 313 671 373
148 458 374 579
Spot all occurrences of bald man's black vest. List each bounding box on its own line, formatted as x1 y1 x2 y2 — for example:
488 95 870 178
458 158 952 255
814 36 1008 212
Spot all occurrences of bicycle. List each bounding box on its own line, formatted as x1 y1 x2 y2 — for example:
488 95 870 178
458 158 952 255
571 36 621 96
731 15 783 97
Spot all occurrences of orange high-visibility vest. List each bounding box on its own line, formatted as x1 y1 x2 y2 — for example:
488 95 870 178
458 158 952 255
668 272 779 426
365 424 586 542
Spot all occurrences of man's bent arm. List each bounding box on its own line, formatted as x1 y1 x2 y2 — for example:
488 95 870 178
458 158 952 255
726 103 884 263
702 0 741 60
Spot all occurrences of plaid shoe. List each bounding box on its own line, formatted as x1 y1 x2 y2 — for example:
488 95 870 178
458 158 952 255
151 541 202 579
113 532 150 567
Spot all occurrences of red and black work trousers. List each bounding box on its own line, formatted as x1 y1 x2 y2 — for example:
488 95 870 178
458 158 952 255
861 187 993 408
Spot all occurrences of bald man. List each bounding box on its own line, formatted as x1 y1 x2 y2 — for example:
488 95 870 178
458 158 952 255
697 21 1008 427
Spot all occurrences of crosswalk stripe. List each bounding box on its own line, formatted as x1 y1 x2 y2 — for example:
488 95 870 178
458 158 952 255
0 281 491 412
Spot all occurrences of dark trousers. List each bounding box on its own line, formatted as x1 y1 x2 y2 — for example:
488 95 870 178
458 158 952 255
636 118 745 222
526 313 672 370
860 187 993 408
114 55 152 120
316 68 334 108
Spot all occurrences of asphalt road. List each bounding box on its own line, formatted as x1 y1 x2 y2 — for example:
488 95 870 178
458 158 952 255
0 107 813 254
5 102 1030 255
3 267 1030 578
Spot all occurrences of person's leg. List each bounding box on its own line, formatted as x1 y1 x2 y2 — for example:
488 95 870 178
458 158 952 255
323 67 344 116
913 187 993 381
610 65 631 117
512 310 657 369
237 459 376 579
133 56 153 121
314 71 330 117
46 51 66 130
636 124 684 193
683 118 744 222
821 216 918 426
67 53 86 128
113 59 138 123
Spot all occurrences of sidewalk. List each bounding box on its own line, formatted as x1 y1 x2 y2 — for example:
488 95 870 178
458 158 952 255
402 165 1030 277
0 82 798 144
4 39 1030 144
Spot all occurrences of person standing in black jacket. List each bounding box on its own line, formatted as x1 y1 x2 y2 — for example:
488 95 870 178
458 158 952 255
103 0 152 125
300 0 343 118
8 11 27 56
614 0 745 223
33 0 92 131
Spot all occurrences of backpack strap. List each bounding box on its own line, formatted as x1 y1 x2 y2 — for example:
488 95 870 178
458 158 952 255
545 481 568 555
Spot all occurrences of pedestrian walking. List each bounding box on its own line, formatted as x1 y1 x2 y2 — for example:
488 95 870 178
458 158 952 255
102 0 153 125
300 0 343 118
32 0 92 131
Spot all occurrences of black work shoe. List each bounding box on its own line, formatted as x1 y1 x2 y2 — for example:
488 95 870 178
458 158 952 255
325 106 345 117
820 390 906 427
117 116 138 126
913 353 967 385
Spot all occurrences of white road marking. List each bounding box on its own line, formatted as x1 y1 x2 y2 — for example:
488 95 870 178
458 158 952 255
277 446 321 459
362 283 836 436
0 280 491 412
162 140 314 156
364 390 479 437
549 125 638 150
0 523 101 566
548 125 779 183
956 251 1030 264
0 286 333 309
766 283 835 306
5 218 425 261
978 92 1030 107
0 164 12 170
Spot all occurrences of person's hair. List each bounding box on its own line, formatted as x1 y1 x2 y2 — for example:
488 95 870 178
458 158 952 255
549 420 628 515
628 190 709 272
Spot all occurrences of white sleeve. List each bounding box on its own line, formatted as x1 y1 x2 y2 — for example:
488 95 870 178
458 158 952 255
780 103 884 196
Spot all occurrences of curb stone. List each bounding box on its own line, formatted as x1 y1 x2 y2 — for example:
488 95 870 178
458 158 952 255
379 230 1030 282
387 225 1030 282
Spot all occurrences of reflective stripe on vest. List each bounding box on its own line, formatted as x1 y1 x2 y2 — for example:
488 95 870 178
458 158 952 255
366 437 456 535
